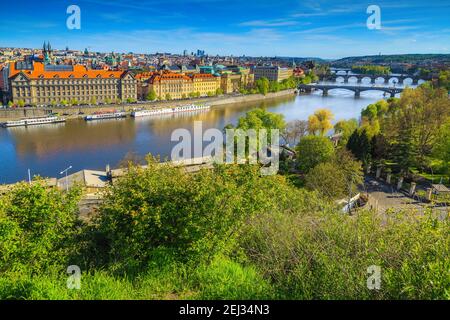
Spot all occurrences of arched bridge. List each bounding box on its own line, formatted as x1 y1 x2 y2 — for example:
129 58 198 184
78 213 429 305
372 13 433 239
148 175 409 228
298 84 404 97
321 73 427 85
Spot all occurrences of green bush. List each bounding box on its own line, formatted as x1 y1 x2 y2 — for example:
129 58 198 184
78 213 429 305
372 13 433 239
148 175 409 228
241 208 450 299
0 180 81 273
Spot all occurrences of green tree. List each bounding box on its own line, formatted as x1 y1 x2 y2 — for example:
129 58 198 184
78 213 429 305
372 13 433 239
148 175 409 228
216 88 223 96
346 129 372 164
94 159 289 266
255 77 269 95
0 180 81 273
90 97 97 105
433 121 450 175
146 89 157 101
296 135 335 173
165 93 172 101
17 100 25 107
7 101 13 108
308 109 334 136
305 150 363 200
334 119 358 146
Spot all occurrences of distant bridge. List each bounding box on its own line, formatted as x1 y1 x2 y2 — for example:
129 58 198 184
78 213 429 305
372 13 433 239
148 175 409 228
298 83 404 98
322 73 428 85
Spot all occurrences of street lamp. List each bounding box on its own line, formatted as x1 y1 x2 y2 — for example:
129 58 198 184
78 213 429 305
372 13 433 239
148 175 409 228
60 165 72 192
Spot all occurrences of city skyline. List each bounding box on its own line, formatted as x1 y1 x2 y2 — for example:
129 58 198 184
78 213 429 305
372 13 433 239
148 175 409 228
1 0 450 59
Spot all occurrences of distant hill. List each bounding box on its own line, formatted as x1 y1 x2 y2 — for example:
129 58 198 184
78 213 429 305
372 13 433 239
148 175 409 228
331 54 450 67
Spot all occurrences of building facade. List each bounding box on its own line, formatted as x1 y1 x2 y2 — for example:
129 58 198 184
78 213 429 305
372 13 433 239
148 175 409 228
147 72 193 100
6 61 137 105
191 73 221 96
139 71 220 100
252 65 293 82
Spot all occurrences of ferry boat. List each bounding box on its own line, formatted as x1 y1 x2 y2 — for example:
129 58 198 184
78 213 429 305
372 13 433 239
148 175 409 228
131 107 174 117
1 115 65 128
84 111 127 121
131 104 210 118
172 104 210 113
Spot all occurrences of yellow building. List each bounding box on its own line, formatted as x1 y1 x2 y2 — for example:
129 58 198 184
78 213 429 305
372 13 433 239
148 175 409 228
252 65 293 82
6 61 137 105
142 71 220 100
220 68 254 94
191 73 221 96
148 72 193 100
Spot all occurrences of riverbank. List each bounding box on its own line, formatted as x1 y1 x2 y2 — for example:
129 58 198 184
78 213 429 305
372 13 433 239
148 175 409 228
0 89 296 121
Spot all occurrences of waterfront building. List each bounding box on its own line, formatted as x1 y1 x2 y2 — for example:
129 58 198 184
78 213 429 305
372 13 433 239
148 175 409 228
5 61 137 105
147 71 193 100
137 71 221 100
252 65 293 82
191 73 221 96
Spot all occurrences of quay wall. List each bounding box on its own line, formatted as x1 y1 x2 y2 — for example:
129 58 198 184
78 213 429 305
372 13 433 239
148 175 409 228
0 90 296 121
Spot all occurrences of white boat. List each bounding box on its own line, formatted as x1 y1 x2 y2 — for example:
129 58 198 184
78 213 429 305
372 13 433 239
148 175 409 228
131 108 174 117
2 116 65 128
172 104 210 113
85 111 127 121
131 104 210 118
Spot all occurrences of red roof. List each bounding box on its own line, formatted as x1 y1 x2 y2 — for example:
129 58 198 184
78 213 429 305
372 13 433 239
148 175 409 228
8 61 128 80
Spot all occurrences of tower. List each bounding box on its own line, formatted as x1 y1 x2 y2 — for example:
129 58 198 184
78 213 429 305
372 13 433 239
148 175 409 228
43 41 53 64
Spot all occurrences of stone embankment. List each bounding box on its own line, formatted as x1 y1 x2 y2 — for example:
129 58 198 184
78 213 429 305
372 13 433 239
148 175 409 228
0 89 296 121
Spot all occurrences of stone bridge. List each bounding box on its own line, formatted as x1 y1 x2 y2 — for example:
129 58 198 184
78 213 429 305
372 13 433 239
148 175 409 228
321 73 427 85
298 84 404 98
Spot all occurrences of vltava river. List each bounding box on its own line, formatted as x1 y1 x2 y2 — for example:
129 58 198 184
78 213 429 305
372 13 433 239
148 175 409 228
0 88 399 183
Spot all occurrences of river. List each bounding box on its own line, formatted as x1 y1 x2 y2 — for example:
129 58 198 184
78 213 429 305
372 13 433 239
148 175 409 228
0 84 411 184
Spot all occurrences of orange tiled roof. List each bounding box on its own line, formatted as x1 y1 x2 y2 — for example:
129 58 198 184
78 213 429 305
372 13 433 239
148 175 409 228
191 73 217 79
8 61 128 80
149 71 191 83
135 72 155 80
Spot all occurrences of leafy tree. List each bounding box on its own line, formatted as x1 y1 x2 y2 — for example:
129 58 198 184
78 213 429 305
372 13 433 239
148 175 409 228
0 180 81 273
433 121 450 175
334 119 358 146
165 93 172 101
17 100 25 107
255 77 269 95
308 109 334 136
146 89 157 101
296 135 335 173
94 160 290 266
216 88 224 96
370 134 389 161
7 101 13 107
346 128 372 164
90 97 97 105
383 86 450 168
305 149 363 200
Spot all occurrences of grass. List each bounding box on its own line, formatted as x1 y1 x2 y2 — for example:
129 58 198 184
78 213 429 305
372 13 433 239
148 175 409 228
0 257 274 300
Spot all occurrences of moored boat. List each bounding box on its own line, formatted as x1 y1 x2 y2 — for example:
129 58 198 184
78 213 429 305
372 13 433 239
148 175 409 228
131 108 174 117
1 115 65 128
131 104 210 118
84 111 127 121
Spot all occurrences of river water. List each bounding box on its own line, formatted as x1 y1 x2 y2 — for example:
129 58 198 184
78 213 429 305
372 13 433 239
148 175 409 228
0 83 413 184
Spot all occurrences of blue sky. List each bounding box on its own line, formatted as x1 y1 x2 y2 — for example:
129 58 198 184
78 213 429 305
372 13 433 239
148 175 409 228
1 0 449 59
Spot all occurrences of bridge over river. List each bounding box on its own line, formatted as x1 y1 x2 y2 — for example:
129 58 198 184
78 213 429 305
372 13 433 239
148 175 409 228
322 71 428 85
298 83 404 97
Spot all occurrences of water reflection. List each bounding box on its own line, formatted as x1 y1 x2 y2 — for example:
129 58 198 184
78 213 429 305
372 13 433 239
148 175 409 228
0 91 387 183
